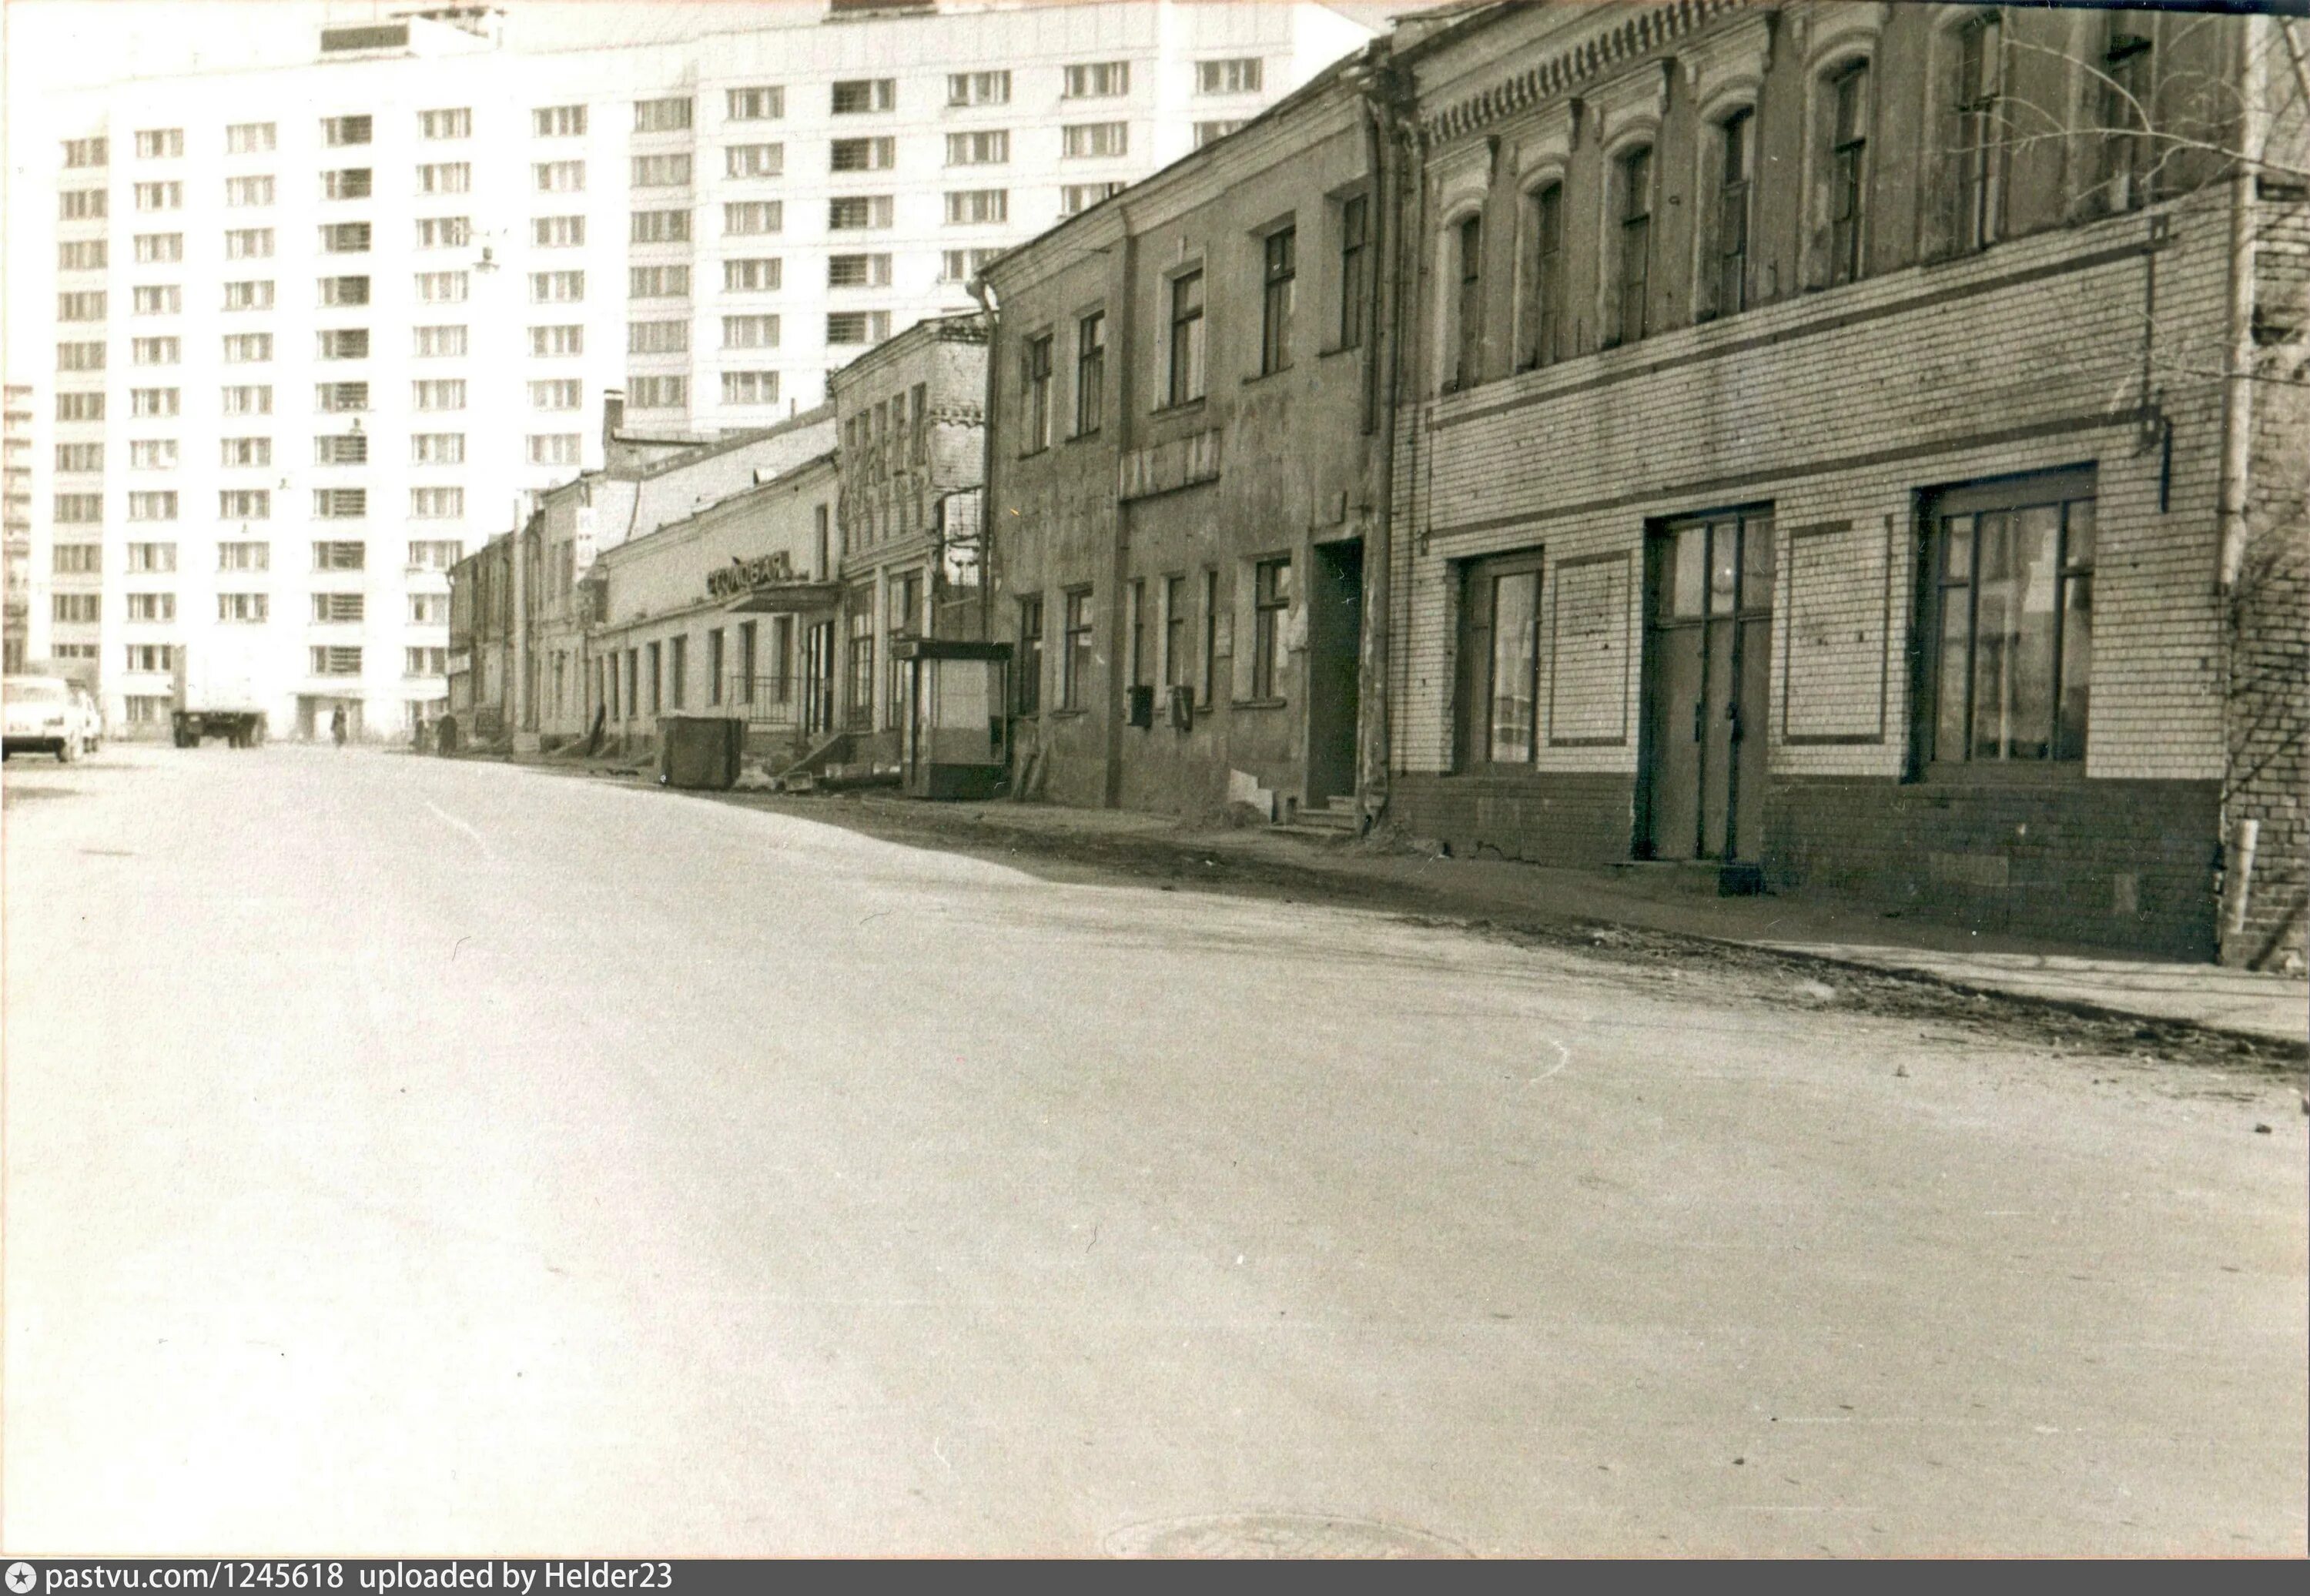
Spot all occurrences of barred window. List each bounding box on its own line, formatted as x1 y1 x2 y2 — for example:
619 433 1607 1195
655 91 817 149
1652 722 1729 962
831 79 895 115
827 254 889 289
316 328 370 360
828 195 892 230
831 137 896 172
319 276 370 306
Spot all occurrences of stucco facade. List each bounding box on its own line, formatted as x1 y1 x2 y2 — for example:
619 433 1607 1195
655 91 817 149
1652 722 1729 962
983 58 1388 821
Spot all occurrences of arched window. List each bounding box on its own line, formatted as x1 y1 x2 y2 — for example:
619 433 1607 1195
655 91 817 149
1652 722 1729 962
1825 60 1870 285
1612 145 1654 345
1710 109 1755 316
1520 179 1565 368
1446 212 1484 390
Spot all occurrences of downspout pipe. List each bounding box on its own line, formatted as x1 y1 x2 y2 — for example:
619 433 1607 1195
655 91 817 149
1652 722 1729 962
1354 51 1414 829
966 276 998 647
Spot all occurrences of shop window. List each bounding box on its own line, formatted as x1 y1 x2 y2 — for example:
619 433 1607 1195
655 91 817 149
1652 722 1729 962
1456 553 1543 768
1917 469 2095 767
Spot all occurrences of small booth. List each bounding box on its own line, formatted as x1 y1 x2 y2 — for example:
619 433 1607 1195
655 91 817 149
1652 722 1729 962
895 637 1012 800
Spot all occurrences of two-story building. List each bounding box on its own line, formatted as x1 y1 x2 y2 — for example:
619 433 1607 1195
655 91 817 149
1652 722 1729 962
973 0 2305 967
1381 0 2305 963
981 52 1392 821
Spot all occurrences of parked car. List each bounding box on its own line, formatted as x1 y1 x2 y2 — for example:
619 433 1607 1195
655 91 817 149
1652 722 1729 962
2 675 88 763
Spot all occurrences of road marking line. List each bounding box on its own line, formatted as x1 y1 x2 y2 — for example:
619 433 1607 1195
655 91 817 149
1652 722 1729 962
425 800 495 858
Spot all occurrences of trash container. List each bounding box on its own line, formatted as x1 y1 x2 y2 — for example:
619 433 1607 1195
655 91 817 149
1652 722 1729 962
658 714 745 790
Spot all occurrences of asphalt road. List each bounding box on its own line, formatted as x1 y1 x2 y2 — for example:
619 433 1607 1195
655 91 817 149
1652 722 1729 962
4 744 2303 1557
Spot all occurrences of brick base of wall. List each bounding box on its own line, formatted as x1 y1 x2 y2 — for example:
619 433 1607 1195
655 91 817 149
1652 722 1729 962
1388 768 2224 959
1388 771 1639 867
1766 775 2222 961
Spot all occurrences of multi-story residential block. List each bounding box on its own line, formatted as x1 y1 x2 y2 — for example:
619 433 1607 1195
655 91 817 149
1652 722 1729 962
978 1 2308 968
17 0 1371 741
4 385 35 672
827 311 989 765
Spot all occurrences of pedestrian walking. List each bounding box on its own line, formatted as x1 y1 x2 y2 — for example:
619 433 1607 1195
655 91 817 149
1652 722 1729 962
330 705 348 748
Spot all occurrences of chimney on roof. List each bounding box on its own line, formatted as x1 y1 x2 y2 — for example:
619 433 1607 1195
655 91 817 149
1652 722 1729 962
601 388 625 454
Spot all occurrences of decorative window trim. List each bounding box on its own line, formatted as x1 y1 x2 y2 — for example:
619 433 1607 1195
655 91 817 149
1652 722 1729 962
1793 0 1890 77
1511 99 1578 183
1681 11 1775 119
1587 57 1670 156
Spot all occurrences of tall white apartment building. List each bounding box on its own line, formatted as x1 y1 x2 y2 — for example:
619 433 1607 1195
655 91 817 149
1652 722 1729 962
18 2 1371 738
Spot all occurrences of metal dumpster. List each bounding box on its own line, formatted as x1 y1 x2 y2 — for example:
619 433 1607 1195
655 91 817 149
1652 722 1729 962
658 714 745 790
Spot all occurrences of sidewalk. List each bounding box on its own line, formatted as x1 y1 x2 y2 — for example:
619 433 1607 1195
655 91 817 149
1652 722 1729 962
794 790 2309 1049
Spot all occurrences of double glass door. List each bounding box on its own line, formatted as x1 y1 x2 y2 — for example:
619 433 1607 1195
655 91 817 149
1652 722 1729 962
1642 512 1773 862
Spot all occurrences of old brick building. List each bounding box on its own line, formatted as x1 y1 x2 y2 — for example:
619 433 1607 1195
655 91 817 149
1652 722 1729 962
973 0 2305 967
827 312 989 767
1376 0 2305 964
982 55 1391 819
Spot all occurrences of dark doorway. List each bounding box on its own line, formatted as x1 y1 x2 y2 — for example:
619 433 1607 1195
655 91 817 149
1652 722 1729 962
803 621 837 737
1639 510 1773 862
1306 538 1363 806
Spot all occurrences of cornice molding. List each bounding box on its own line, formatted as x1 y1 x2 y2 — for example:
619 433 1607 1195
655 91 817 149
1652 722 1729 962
1420 0 1756 145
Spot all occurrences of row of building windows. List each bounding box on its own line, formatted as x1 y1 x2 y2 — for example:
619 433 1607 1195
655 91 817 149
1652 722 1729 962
47 540 462 575
1007 564 1274 716
62 61 1258 173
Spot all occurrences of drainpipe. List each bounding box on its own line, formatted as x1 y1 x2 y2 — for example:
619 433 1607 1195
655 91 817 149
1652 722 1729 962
966 276 998 647
1103 220 1141 812
1354 52 1414 829
510 505 531 737
2215 11 2265 595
